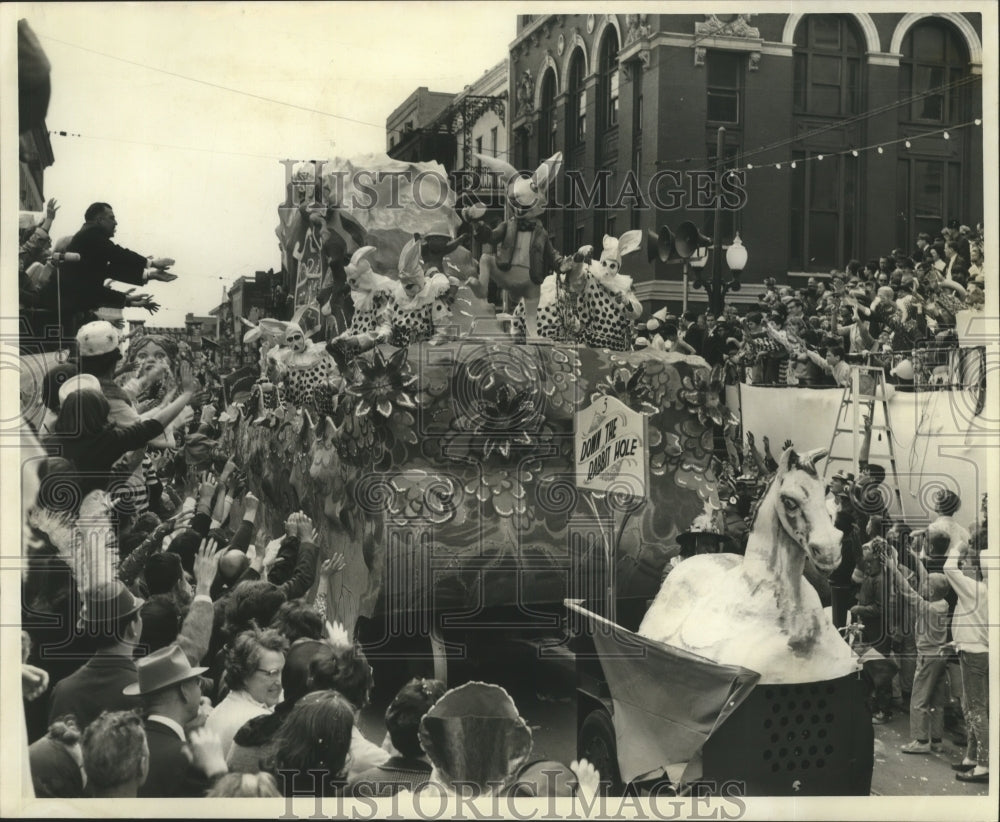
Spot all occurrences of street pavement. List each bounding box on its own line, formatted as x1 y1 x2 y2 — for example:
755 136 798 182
869 707 988 797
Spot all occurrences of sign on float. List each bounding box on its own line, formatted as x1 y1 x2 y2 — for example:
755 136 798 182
575 395 649 499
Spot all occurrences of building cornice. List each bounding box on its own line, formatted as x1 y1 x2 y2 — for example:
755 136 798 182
509 14 553 53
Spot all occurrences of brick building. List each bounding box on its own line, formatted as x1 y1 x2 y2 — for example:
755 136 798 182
506 12 984 310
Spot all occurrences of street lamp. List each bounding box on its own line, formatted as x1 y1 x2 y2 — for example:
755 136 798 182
725 232 747 292
707 126 749 314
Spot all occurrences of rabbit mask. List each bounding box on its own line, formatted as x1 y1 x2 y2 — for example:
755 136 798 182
473 152 563 220
284 323 307 353
596 231 643 277
346 246 377 291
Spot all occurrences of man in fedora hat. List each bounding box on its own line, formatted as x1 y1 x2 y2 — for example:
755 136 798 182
128 644 225 797
48 581 145 730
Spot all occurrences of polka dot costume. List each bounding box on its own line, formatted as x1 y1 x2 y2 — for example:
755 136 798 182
349 290 392 336
578 277 638 351
389 299 451 347
282 356 339 410
388 273 454 348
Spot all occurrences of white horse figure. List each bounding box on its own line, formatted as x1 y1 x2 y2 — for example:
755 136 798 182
639 448 859 684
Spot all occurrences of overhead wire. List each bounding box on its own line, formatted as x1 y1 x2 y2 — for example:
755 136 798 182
38 33 389 132
40 26 982 178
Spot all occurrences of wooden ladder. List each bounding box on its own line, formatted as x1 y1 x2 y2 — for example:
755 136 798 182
824 365 902 514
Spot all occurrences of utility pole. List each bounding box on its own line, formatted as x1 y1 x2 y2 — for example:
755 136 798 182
710 126 726 316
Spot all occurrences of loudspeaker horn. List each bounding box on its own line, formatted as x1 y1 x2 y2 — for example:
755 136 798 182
673 221 713 259
646 225 674 263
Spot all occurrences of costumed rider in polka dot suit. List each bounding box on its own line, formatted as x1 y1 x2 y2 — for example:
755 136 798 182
266 320 340 412
385 235 455 347
537 231 644 351
325 245 397 365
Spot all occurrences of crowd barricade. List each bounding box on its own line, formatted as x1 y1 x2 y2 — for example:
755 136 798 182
738 344 985 399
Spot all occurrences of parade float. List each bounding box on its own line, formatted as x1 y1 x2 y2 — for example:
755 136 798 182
219 153 888 796
222 155 731 667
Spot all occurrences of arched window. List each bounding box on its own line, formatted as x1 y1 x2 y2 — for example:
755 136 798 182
900 21 968 124
538 69 557 158
567 49 587 147
598 29 619 131
793 16 862 116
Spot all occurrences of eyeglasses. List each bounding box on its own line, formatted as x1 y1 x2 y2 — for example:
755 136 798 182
255 667 283 678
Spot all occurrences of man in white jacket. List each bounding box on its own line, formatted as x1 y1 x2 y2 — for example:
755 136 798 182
942 527 989 783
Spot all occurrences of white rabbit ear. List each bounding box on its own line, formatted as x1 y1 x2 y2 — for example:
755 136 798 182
243 327 262 344
474 153 519 187
258 319 289 340
602 235 617 253
533 152 563 191
617 230 643 258
350 245 377 267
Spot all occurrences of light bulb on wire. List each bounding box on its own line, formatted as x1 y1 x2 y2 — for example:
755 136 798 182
775 163 781 169
746 163 753 170
851 149 859 157
905 140 911 148
877 146 884 154
817 154 824 161
943 131 950 140
790 161 797 169
975 118 982 126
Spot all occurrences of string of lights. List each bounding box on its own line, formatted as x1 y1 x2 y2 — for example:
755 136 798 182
724 74 981 170
728 117 983 177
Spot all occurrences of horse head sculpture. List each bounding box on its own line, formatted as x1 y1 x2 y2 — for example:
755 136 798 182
768 447 842 574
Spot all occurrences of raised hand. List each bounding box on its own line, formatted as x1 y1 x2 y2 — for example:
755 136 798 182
170 509 194 531
45 198 60 221
22 664 50 702
319 553 345 579
184 727 227 779
192 537 221 594
218 456 237 485
783 439 794 450
323 620 351 652
296 512 316 540
198 472 218 507
746 431 756 448
261 537 283 569
569 758 600 803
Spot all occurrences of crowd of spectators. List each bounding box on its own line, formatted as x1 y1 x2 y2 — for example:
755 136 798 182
19 315 600 801
16 202 988 798
638 223 986 389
